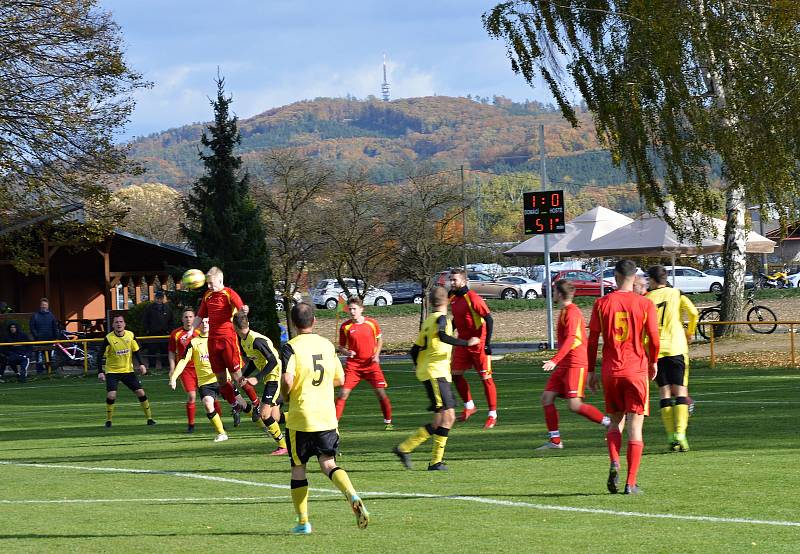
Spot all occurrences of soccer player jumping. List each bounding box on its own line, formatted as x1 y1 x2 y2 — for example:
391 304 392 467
448 268 498 429
335 297 393 429
587 260 660 495
537 280 610 449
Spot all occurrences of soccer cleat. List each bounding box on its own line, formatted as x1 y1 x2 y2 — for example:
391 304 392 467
232 405 242 427
291 522 312 534
251 401 262 422
427 462 448 471
214 433 229 442
675 435 690 452
271 446 288 456
483 416 497 430
350 495 370 529
623 484 643 495
457 406 477 422
607 464 620 494
384 422 395 431
146 419 156 426
104 421 112 429
669 441 680 452
187 424 195 434
392 446 412 469
535 441 563 450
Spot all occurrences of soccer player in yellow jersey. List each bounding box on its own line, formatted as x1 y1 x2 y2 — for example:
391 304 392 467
645 265 699 452
393 286 480 471
234 313 288 455
281 303 369 535
97 314 154 428
170 319 231 442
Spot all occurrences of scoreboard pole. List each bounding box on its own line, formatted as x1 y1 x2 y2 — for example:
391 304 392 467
539 124 555 349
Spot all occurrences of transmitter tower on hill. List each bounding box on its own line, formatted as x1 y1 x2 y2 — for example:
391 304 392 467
381 54 390 102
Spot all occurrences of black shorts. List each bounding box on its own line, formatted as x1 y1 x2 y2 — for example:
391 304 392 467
199 383 220 400
286 429 339 467
105 372 142 392
260 380 282 406
656 354 688 387
424 377 456 413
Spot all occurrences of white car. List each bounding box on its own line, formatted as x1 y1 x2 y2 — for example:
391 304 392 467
312 279 393 310
497 275 543 299
788 272 800 288
665 266 724 293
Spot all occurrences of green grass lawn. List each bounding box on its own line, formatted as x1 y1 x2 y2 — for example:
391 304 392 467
0 361 798 552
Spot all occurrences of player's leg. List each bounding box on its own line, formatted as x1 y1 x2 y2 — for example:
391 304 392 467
393 379 438 468
428 387 455 471
208 338 239 407
201 389 227 440
475 349 498 428
335 369 360 420
317 431 369 530
180 369 198 433
538 389 563 448
104 377 118 427
290 458 312 534
451 347 475 421
366 365 393 428
606 412 624 493
259 381 287 454
624 412 645 494
671 355 691 452
657 356 676 448
230 368 260 407
564 367 609 427
129 375 155 425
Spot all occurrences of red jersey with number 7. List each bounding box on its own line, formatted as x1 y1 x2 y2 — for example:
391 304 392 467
196 287 244 337
587 290 660 375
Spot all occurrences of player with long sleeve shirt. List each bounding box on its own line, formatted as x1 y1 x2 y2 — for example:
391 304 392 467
168 308 207 433
587 260 660 495
537 280 610 450
447 269 498 429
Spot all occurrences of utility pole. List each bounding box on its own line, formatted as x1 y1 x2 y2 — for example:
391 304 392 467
540 125 555 349
461 164 467 270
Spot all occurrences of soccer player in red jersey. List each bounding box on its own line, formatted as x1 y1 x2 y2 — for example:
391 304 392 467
168 308 214 433
537 280 610 450
587 259 660 495
335 297 393 429
187 266 256 422
448 268 498 429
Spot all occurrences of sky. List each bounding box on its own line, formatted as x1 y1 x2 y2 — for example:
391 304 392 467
99 0 557 140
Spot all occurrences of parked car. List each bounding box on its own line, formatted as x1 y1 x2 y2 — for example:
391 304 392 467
274 281 302 312
664 266 724 293
705 268 755 289
788 272 800 288
545 270 615 297
311 279 393 309
496 275 543 299
433 271 523 299
379 280 423 304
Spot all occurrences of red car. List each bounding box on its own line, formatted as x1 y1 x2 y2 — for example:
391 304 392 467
545 270 615 297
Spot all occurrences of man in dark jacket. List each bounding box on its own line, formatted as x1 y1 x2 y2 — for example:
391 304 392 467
3 322 32 382
143 291 173 369
29 298 59 374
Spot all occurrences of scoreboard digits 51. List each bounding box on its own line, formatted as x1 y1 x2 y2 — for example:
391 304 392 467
523 190 566 235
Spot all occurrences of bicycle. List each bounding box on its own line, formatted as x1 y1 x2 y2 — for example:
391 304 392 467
697 288 777 339
51 330 94 371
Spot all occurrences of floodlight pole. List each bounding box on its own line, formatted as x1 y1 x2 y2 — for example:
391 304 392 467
540 125 555 349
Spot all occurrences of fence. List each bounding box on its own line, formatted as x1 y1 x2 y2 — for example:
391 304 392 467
703 320 800 369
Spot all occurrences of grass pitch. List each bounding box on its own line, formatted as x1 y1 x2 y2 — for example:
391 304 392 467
0 361 798 552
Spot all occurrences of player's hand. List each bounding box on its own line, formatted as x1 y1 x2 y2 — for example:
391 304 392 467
542 360 557 372
241 304 249 315
685 332 693 344
466 337 480 347
649 362 658 381
484 344 492 355
244 376 258 387
98 372 106 382
372 353 380 363
348 350 356 358
139 364 147 376
588 371 599 392
169 380 176 390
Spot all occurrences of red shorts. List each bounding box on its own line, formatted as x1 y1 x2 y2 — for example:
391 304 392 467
208 334 243 376
544 366 587 399
343 363 388 390
451 343 492 379
179 364 198 393
603 372 649 416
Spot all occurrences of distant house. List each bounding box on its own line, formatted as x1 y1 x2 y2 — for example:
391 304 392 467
766 224 800 265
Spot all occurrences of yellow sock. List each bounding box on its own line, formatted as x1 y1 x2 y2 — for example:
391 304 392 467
105 400 115 422
208 412 225 434
266 420 285 446
328 467 355 499
290 479 309 523
660 405 675 440
139 397 152 420
431 430 449 465
674 403 689 436
398 424 433 454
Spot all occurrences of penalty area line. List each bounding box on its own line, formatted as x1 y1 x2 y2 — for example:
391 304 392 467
1 460 798 528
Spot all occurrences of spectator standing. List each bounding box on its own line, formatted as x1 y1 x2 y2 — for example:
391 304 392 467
29 298 59 374
143 290 173 369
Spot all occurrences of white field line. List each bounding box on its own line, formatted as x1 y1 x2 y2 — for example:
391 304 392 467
0 496 288 505
2 460 799 528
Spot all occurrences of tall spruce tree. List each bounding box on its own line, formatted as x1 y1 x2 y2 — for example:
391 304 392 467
182 77 280 345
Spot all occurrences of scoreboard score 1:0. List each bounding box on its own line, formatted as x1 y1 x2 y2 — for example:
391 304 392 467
523 190 566 235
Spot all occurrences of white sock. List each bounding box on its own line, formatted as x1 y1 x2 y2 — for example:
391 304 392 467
464 400 475 410
488 410 497 418
384 419 391 424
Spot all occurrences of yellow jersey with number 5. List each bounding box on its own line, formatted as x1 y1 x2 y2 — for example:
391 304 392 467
645 287 699 358
282 333 344 432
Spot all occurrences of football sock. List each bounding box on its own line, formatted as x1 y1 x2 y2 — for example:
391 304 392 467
264 416 286 446
279 412 286 425
626 440 644 486
543 403 560 443
214 400 222 415
290 479 310 524
576 403 605 424
242 381 259 403
328 466 356 499
398 423 435 453
335 397 346 420
138 396 152 420
378 395 392 422
219 382 237 405
607 430 622 465
660 398 676 439
431 427 449 465
242 401 252 414
482 378 498 411
674 397 690 437
186 401 196 426
105 398 115 422
207 410 225 434
453 374 472 404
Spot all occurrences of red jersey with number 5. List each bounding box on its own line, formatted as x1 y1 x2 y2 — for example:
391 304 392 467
196 287 244 336
587 290 659 375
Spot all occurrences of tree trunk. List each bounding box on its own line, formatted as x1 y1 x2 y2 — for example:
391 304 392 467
719 183 747 336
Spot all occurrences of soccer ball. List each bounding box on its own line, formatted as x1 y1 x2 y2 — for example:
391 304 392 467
181 269 206 290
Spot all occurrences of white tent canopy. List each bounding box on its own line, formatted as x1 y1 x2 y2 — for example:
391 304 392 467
710 218 775 254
